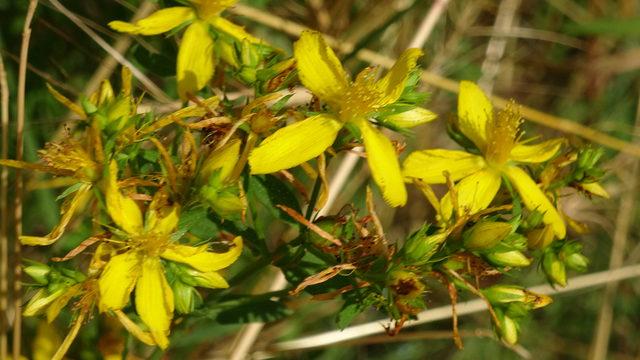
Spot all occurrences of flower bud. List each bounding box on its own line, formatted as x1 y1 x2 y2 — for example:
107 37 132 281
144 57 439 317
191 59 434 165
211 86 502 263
463 221 512 251
23 288 65 317
307 217 344 248
543 250 566 287
24 263 51 286
495 308 519 345
578 182 609 198
403 231 446 266
172 280 201 315
526 224 555 249
483 285 552 309
565 253 589 272
217 40 240 69
485 250 531 267
385 107 437 129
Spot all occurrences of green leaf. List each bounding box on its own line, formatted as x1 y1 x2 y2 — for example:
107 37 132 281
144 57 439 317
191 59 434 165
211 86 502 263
216 297 291 324
55 182 84 201
564 18 640 37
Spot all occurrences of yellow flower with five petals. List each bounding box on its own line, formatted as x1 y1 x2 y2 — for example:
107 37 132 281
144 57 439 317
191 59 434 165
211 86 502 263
109 0 259 100
403 81 566 238
98 161 242 348
249 30 436 207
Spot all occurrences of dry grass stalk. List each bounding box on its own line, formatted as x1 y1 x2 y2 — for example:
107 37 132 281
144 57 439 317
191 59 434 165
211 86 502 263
14 1 39 358
0 48 10 360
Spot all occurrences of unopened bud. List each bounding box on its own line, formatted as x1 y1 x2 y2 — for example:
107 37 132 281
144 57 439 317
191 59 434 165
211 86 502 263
172 280 201 314
527 225 555 249
24 263 51 285
543 250 566 287
495 308 519 345
482 285 552 309
218 40 240 68
485 250 531 267
404 232 447 266
463 221 512 251
308 217 344 248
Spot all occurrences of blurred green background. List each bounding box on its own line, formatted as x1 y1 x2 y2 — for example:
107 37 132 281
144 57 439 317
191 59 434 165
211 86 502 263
1 0 639 359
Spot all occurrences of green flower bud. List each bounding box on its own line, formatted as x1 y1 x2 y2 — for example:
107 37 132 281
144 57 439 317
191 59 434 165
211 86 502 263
172 280 201 315
565 253 589 272
240 40 260 68
306 217 345 248
23 288 65 317
81 98 98 115
495 308 519 345
403 231 447 266
200 186 243 220
485 250 531 267
238 67 257 84
526 225 555 249
217 40 240 69
483 285 553 309
524 210 544 229
543 250 566 287
24 263 51 286
463 221 512 251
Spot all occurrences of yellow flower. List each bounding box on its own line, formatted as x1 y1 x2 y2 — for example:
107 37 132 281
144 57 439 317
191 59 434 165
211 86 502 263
109 0 259 100
403 81 566 238
98 161 243 349
249 30 436 207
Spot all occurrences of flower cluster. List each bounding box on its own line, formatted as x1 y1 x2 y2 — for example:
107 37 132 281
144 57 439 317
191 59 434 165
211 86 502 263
4 1 610 357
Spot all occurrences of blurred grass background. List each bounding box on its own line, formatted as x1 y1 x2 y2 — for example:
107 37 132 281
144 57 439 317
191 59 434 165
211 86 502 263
1 0 639 359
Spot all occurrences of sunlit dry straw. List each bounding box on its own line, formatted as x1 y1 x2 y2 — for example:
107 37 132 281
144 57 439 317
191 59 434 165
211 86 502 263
0 47 9 360
268 264 640 353
48 0 171 103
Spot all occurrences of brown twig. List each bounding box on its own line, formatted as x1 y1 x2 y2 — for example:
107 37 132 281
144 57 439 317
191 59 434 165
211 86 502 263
276 205 342 246
446 269 502 332
14 1 39 358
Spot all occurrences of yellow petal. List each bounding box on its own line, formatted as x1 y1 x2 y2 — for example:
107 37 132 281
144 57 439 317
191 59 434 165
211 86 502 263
98 251 141 311
208 16 260 43
200 138 241 183
440 168 501 220
375 48 423 106
108 7 194 35
21 183 92 246
105 161 143 235
177 21 216 100
293 30 349 105
145 203 180 236
403 149 485 184
504 166 566 238
135 257 174 350
161 236 242 272
385 107 437 128
355 118 406 207
249 114 342 174
510 138 564 163
458 81 492 150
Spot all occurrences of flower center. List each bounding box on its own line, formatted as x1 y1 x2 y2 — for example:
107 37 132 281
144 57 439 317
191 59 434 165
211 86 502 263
339 67 383 120
134 233 170 258
485 101 521 166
